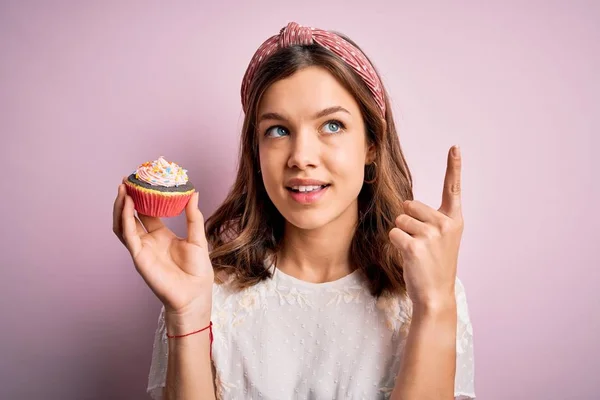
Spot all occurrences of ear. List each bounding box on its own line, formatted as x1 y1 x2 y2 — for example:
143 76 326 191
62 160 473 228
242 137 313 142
365 142 377 165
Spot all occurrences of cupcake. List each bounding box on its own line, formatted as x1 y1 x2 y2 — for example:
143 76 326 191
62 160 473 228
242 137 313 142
124 156 195 218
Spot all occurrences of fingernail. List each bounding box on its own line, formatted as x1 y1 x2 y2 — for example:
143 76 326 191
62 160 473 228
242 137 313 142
453 145 461 157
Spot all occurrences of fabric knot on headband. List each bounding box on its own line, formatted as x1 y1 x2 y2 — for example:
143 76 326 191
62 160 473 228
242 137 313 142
278 22 313 47
241 22 386 117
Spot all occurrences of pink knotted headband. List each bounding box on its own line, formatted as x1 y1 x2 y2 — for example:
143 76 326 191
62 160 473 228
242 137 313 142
240 22 386 117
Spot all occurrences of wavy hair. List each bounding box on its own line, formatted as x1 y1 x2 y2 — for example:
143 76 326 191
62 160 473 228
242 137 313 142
205 33 414 298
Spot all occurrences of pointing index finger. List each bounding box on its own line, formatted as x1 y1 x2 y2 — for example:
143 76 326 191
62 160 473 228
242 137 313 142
439 145 462 218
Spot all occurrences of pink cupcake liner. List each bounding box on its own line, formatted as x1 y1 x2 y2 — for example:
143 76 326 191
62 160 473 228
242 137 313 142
125 183 193 218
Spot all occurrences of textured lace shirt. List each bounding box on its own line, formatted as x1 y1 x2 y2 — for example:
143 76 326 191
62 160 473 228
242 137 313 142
147 266 475 399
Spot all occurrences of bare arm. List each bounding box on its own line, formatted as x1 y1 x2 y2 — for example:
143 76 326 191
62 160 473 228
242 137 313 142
112 185 216 399
164 311 216 400
388 146 464 400
391 300 457 400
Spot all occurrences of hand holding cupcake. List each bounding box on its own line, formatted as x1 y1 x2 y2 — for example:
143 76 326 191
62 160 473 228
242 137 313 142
113 156 214 326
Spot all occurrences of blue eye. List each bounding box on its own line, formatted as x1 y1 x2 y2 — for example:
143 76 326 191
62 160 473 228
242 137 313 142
265 126 289 137
323 120 344 134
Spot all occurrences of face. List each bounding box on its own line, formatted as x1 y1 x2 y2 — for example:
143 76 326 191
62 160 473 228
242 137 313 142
256 66 375 231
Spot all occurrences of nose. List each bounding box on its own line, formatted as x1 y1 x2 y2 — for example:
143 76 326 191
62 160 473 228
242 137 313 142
287 129 320 170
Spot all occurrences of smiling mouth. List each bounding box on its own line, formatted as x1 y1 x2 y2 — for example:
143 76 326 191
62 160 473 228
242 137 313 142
286 184 331 193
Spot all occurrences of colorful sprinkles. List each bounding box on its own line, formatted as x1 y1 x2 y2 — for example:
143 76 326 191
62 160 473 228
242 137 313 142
134 156 189 187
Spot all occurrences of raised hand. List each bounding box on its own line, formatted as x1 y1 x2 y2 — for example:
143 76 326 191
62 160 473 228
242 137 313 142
112 178 214 324
389 146 464 310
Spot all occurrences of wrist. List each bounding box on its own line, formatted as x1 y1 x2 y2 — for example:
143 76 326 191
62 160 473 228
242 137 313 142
165 308 212 337
409 297 457 348
412 295 457 320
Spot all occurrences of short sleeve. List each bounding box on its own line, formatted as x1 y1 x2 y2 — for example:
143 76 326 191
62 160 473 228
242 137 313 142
147 306 168 400
454 278 475 399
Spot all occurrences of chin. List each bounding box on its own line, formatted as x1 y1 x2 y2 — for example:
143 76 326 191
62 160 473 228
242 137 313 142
283 209 335 231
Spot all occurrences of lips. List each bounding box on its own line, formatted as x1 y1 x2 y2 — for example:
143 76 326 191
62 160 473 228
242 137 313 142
287 184 329 193
284 178 331 204
286 184 330 204
285 179 331 193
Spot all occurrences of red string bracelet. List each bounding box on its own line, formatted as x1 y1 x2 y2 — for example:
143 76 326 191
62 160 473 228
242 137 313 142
166 321 213 359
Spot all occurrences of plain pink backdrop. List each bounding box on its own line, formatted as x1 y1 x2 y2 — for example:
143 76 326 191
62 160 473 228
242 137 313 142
1 1 598 399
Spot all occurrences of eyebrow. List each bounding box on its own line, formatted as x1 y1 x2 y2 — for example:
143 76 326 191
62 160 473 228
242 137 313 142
257 106 351 124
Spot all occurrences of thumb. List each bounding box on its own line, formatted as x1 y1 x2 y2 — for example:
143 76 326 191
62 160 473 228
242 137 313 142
185 192 208 247
439 145 462 218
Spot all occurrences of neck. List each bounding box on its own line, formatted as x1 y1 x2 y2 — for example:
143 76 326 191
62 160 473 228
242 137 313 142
277 202 359 283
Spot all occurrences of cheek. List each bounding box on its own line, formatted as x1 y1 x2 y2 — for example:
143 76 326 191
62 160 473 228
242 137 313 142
327 146 366 187
259 147 285 190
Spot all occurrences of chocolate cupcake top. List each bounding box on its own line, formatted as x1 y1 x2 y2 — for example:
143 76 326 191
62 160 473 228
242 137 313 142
134 156 189 187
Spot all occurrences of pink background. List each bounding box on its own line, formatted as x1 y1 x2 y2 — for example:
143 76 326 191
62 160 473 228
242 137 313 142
1 1 598 399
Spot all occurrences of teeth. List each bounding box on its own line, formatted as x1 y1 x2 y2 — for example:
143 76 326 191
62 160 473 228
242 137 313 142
291 185 324 192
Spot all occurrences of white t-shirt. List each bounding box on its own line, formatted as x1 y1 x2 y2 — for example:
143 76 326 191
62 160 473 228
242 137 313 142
147 265 475 399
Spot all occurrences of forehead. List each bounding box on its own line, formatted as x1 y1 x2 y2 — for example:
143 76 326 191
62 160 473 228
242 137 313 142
258 66 361 116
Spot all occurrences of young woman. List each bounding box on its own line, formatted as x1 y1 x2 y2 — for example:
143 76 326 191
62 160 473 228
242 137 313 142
113 22 475 400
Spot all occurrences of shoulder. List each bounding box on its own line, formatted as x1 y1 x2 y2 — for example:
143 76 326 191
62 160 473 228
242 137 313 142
374 276 472 335
455 276 467 294
454 276 473 327
212 270 239 298
211 268 275 305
